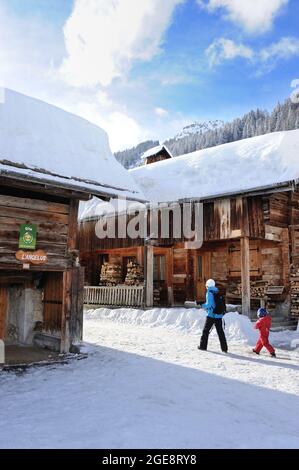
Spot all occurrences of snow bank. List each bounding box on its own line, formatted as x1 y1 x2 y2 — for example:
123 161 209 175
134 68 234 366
85 307 258 344
0 89 144 200
130 130 299 202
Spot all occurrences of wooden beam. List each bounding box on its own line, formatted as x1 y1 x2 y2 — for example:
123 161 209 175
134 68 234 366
67 199 79 251
69 267 84 342
281 228 290 294
241 198 250 237
145 245 154 307
136 246 144 266
0 287 8 340
186 250 194 301
0 176 90 200
167 248 174 307
241 236 251 316
60 270 72 353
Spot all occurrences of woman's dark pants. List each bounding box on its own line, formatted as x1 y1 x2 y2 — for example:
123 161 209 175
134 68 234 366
199 317 228 352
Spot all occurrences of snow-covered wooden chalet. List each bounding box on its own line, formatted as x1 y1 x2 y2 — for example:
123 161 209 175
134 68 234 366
79 130 299 327
0 89 143 364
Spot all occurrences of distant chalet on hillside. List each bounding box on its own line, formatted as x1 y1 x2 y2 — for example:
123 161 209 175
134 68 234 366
141 144 173 165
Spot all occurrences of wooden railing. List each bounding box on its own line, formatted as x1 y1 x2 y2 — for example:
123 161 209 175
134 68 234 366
84 285 145 308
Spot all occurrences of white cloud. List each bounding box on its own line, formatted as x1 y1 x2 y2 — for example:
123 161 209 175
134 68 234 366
206 36 299 73
206 38 253 67
60 0 184 87
0 3 153 151
256 37 299 74
259 37 299 62
198 0 288 34
155 107 169 117
72 101 147 151
96 90 114 108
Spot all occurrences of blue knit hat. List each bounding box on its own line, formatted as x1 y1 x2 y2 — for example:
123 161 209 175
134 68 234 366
257 308 268 318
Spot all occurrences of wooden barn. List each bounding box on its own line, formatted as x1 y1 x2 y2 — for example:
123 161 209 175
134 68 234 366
0 89 143 365
79 130 299 326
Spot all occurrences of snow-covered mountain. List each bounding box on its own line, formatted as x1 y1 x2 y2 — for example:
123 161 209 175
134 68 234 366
114 121 223 169
174 120 224 140
115 98 299 168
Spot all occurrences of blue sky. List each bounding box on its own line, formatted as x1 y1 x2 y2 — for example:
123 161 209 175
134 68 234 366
0 0 298 150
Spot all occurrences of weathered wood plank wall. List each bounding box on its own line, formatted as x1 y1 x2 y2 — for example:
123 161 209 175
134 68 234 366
0 194 71 271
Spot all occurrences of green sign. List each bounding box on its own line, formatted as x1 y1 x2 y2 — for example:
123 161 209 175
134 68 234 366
19 224 37 250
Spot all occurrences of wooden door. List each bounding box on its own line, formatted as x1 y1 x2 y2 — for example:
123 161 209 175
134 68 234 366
0 287 8 340
43 273 63 332
196 252 211 302
154 255 167 305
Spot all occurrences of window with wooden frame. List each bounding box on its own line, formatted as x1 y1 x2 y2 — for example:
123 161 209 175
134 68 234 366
228 241 262 278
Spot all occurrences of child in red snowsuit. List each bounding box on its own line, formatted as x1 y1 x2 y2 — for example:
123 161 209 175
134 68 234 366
253 308 276 357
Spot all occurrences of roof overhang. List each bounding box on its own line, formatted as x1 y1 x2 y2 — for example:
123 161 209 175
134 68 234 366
0 162 146 203
79 180 298 222
178 180 298 204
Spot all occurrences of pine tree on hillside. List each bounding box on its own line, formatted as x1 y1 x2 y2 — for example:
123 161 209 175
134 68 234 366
114 98 299 167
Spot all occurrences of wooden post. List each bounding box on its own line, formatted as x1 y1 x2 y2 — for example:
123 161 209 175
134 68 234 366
69 267 85 342
68 199 79 250
166 247 173 307
136 246 143 266
61 270 72 353
241 237 251 316
145 245 154 307
240 197 251 317
281 228 290 292
61 199 80 352
185 250 193 301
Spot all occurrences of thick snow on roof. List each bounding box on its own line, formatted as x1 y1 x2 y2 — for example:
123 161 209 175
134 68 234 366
0 89 144 200
79 196 146 221
141 144 172 160
130 130 299 202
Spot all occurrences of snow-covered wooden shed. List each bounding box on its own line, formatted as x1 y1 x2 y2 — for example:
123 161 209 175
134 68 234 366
141 144 172 165
0 89 143 364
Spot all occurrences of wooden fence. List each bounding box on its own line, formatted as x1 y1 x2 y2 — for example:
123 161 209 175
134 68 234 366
84 285 145 308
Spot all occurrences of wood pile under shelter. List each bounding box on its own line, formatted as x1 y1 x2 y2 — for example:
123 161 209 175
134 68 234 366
125 261 144 286
228 280 269 299
100 262 122 286
290 265 299 317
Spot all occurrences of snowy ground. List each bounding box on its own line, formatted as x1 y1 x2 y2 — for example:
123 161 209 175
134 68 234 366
0 308 299 449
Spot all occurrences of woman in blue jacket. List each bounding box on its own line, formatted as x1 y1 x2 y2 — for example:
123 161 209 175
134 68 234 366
198 279 228 352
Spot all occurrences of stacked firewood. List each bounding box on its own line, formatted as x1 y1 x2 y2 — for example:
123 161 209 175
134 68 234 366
228 281 269 298
125 261 144 286
251 281 269 298
290 265 299 317
100 262 122 286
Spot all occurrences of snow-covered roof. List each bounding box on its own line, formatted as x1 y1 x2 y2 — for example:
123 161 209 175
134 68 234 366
130 130 299 203
141 144 173 160
79 196 146 221
0 89 144 201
